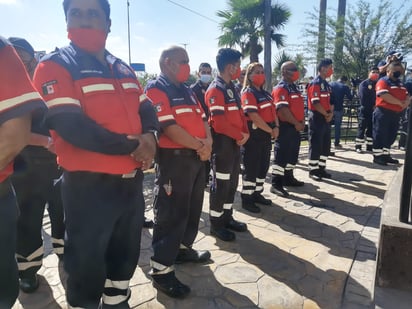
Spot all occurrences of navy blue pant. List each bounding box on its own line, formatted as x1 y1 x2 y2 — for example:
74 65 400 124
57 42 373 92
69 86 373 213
373 107 401 155
152 149 205 268
242 132 271 201
356 107 373 145
274 123 301 169
62 170 144 308
0 179 19 309
210 133 240 228
308 111 331 170
11 146 64 280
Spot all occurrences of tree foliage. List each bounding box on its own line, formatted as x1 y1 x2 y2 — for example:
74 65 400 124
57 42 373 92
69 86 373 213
272 51 307 83
304 0 412 80
217 0 291 63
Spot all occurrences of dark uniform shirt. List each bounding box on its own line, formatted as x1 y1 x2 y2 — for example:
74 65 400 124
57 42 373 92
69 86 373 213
358 79 377 110
190 79 209 118
330 81 352 111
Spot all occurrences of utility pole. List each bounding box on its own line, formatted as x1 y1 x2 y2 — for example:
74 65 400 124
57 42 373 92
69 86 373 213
127 0 131 64
264 0 272 91
317 0 327 63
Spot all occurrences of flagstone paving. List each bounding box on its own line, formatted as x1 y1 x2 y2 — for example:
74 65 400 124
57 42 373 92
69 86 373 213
12 144 408 308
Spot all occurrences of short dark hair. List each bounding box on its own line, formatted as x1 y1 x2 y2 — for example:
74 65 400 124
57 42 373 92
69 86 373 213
317 58 333 72
216 48 242 72
340 76 348 82
199 62 211 71
369 66 379 71
63 0 111 20
8 37 35 58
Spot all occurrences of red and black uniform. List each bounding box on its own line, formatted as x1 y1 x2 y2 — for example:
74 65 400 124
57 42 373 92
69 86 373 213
12 128 65 285
0 36 46 308
272 80 305 181
241 86 276 202
146 74 207 274
206 76 248 228
307 76 333 172
373 77 408 159
356 78 377 151
33 43 158 308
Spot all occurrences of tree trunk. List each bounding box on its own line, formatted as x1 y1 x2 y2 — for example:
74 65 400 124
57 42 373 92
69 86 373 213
249 36 259 63
317 0 327 63
333 0 346 78
264 0 272 91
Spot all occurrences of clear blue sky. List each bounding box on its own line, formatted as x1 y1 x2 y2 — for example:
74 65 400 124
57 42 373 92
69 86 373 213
0 0 406 76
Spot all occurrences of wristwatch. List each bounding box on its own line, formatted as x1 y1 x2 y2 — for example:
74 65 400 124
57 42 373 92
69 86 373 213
148 129 159 144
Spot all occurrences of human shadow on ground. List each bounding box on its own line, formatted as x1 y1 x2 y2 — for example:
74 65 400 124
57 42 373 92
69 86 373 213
328 152 402 171
212 227 371 309
234 194 377 262
136 223 257 308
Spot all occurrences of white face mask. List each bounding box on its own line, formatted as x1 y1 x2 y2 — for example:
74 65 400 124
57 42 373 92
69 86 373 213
200 74 212 84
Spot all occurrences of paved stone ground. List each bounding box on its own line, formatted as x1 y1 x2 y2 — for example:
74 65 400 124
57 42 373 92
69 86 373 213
12 143 407 309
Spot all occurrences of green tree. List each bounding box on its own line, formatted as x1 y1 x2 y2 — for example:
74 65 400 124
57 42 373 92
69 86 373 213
217 0 291 63
304 0 412 80
272 51 307 83
333 0 346 77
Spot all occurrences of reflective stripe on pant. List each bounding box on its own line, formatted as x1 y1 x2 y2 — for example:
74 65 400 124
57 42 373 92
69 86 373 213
273 123 301 176
151 149 205 268
62 170 144 308
11 154 65 280
210 133 240 228
308 111 331 170
372 107 400 156
0 179 19 309
356 107 373 147
242 132 271 201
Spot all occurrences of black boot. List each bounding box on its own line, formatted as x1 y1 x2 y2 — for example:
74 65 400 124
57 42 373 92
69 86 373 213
175 248 211 264
309 168 323 180
373 155 387 166
319 167 332 179
151 271 190 298
20 274 39 293
270 176 289 197
252 192 272 205
283 170 304 187
241 194 261 213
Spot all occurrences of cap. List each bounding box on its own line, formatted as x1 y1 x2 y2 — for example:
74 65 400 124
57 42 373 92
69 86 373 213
8 37 35 58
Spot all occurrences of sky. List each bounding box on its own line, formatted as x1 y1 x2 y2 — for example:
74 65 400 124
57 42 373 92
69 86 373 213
0 0 408 76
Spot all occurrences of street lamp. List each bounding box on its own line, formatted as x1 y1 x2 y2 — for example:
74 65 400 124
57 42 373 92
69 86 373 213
127 0 131 64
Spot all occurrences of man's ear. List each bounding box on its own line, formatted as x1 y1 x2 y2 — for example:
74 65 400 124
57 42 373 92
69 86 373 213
107 18 112 33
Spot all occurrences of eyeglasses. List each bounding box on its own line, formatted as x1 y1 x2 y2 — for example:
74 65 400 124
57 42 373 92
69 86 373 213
286 68 298 72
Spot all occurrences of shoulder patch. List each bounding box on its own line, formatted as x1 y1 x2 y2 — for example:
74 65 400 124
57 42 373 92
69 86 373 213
209 96 216 105
154 102 163 112
42 80 57 95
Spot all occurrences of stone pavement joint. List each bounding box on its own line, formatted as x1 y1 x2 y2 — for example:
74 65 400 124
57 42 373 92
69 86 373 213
12 144 406 309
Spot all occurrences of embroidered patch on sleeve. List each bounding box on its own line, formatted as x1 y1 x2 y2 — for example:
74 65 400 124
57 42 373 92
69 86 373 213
41 80 57 96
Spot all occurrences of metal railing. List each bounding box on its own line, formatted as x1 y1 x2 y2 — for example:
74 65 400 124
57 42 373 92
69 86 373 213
399 107 412 223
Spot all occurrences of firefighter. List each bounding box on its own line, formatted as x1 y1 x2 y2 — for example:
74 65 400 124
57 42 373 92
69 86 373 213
355 67 379 153
372 61 410 165
0 36 46 308
271 61 305 197
307 58 334 180
206 48 249 242
145 46 212 298
240 62 278 212
32 0 159 307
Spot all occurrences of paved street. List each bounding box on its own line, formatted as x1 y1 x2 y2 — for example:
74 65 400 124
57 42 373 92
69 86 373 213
12 143 409 309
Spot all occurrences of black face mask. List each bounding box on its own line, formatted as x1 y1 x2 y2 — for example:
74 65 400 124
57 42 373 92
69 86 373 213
393 71 401 78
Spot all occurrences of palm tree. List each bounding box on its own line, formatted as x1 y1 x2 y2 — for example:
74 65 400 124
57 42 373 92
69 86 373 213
333 0 347 78
217 0 291 63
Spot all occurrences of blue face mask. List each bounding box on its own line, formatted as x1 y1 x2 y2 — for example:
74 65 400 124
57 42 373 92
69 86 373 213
393 71 401 78
200 74 212 84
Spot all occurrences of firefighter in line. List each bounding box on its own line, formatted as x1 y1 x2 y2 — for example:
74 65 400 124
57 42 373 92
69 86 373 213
33 0 159 307
355 67 379 153
372 61 410 165
206 48 249 242
307 58 334 180
271 61 305 197
8 37 65 294
240 62 278 213
145 46 212 299
0 35 46 308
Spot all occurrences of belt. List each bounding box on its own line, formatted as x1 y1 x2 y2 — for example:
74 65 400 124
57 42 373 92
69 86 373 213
160 148 197 157
121 169 138 178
